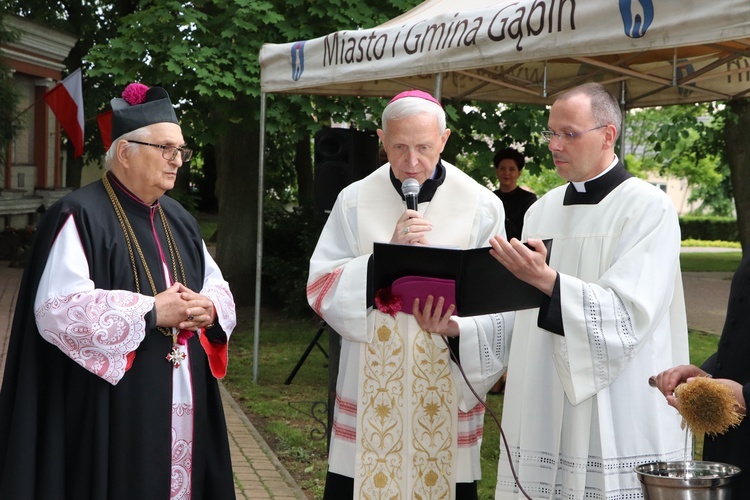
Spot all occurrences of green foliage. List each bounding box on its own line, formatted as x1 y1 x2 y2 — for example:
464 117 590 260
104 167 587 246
679 216 739 242
166 187 200 216
517 164 566 197
446 102 553 190
83 0 420 135
79 0 422 207
681 239 741 249
446 100 737 211
623 104 734 215
261 204 323 317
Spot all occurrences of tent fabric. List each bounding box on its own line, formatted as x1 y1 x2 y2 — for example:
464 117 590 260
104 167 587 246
260 0 750 108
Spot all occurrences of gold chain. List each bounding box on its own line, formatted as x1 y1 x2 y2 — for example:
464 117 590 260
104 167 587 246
160 208 187 286
103 173 187 337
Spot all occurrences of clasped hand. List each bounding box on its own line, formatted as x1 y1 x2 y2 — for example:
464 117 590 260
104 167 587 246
154 282 216 330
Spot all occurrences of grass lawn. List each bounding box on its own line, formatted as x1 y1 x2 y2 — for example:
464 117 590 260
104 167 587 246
680 251 743 272
220 243 739 499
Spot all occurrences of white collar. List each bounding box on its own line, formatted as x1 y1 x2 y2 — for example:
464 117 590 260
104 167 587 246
571 155 619 193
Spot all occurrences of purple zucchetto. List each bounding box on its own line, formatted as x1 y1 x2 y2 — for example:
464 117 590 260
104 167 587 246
388 89 442 107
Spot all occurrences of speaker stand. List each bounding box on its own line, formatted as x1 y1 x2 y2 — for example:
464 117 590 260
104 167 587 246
285 320 329 385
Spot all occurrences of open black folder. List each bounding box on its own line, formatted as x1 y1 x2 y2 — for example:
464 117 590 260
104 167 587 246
372 240 552 316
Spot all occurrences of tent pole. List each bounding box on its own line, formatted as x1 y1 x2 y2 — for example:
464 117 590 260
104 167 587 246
433 73 443 100
253 92 267 384
619 83 627 163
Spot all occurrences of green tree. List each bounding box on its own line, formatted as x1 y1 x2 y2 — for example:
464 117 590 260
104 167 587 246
7 0 748 288
623 104 733 216
724 99 750 251
444 101 560 195
82 0 420 306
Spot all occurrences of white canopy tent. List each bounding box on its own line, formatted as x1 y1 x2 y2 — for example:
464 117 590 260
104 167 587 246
261 0 750 106
252 0 750 381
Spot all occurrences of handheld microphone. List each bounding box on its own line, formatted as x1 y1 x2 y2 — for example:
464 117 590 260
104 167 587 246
401 178 420 211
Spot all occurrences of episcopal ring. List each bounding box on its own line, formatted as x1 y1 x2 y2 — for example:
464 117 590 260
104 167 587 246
403 227 410 235
188 314 194 321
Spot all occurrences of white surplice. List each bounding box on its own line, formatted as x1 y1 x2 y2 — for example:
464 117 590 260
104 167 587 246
495 175 689 499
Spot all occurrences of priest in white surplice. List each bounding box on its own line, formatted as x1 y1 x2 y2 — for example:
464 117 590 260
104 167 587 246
307 90 508 499
488 83 689 499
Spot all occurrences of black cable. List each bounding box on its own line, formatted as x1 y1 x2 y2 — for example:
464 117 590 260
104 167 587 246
441 335 533 500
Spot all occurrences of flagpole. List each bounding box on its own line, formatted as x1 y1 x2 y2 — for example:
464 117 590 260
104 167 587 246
10 91 50 123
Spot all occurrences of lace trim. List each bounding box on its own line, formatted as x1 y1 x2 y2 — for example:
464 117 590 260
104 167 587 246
36 290 153 385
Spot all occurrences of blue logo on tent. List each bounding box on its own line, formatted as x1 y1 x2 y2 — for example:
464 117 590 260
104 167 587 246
291 41 306 81
619 0 654 38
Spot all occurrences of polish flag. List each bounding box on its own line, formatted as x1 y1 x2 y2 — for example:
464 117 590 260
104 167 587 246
45 68 84 158
97 110 113 151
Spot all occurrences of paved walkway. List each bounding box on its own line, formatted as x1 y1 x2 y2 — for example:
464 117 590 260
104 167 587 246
680 247 735 335
0 262 306 500
682 271 733 335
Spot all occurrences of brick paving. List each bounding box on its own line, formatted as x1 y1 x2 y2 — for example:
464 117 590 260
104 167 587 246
0 262 306 500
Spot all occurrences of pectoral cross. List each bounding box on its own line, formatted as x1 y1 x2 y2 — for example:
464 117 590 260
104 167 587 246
166 346 186 368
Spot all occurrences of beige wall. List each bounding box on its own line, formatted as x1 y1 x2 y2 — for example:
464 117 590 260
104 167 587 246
646 173 699 215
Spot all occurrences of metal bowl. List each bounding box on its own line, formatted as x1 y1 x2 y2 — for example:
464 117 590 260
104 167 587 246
635 461 742 499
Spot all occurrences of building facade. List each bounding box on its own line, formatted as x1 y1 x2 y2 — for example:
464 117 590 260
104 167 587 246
0 14 76 231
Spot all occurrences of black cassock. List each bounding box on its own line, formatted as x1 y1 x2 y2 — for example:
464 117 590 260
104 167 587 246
702 253 750 497
0 174 235 499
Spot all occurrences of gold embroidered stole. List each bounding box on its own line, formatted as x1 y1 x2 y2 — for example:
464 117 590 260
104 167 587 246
356 312 458 498
353 163 478 498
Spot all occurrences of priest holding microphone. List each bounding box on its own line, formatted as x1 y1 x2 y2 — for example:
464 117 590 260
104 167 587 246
307 89 507 499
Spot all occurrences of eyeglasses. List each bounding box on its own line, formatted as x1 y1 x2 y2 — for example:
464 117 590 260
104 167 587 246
540 125 606 144
128 140 193 162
